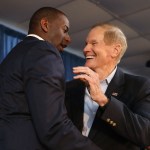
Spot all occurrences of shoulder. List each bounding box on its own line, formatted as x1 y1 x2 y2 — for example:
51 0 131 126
124 72 149 85
117 67 149 84
122 71 150 95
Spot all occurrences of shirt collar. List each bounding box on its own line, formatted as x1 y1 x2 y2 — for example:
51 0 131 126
105 66 117 84
27 34 44 41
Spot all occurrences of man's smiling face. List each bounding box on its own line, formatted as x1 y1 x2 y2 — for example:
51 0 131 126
83 27 114 71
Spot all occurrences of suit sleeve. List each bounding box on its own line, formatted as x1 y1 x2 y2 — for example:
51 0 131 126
101 80 150 148
23 42 101 150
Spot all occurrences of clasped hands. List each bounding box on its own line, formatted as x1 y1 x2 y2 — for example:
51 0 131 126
73 66 109 107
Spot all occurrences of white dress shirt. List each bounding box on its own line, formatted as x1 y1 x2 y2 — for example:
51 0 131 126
27 34 44 41
82 67 117 136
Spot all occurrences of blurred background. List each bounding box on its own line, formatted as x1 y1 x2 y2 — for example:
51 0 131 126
0 0 150 79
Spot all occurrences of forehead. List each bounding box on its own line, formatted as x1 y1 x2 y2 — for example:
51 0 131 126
57 15 70 27
86 27 105 42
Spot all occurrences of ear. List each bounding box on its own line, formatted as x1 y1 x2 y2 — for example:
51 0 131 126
40 18 49 33
112 44 121 58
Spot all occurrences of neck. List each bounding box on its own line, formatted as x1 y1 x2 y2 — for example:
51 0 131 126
95 64 116 81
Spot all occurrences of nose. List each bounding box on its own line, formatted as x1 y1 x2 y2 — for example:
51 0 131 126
65 34 71 44
83 43 90 53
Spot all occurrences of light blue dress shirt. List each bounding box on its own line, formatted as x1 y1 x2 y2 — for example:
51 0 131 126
82 67 117 136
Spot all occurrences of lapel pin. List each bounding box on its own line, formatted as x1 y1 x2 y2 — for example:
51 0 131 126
112 92 118 96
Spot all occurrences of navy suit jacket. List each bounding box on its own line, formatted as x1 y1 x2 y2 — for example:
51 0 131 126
0 36 101 150
65 68 150 150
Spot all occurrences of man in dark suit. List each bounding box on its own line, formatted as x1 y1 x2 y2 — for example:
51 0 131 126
0 7 102 150
65 23 150 150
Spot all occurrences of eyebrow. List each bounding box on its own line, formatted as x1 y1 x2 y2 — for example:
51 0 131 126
87 39 98 43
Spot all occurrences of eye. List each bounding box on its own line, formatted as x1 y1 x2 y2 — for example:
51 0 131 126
63 26 69 33
92 41 97 46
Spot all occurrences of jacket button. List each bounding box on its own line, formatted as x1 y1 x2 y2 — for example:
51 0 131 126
112 123 116 126
106 118 110 122
110 121 113 124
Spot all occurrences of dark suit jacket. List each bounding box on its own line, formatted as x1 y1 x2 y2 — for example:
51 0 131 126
0 36 101 150
65 68 150 150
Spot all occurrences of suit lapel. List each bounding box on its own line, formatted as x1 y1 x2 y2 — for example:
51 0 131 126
105 68 125 99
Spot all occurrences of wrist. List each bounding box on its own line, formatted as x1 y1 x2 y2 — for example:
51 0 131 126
98 96 109 107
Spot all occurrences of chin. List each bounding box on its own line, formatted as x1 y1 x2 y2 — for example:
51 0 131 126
57 47 64 52
85 62 97 70
85 62 92 68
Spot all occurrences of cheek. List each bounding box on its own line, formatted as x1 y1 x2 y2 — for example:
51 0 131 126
54 33 63 44
58 32 64 42
53 28 63 39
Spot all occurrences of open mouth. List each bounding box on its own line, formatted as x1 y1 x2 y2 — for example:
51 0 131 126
61 44 67 49
86 56 95 59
